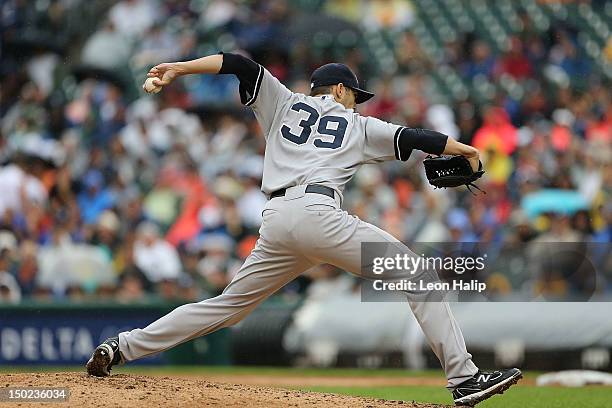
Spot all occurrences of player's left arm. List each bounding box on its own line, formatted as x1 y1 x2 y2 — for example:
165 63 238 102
397 128 480 171
440 137 480 172
363 117 480 170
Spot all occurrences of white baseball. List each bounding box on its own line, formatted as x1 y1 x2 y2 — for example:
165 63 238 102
143 77 162 94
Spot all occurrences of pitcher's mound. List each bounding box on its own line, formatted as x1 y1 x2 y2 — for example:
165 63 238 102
1 372 450 407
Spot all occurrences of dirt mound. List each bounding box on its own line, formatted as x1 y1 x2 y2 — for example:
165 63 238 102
0 372 451 408
179 373 448 388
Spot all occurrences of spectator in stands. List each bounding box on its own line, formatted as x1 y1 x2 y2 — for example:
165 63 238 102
0 154 49 241
235 156 267 230
184 233 237 297
81 20 131 69
472 106 518 155
447 209 478 242
586 109 611 143
364 0 414 32
550 32 591 80
0 248 21 304
132 23 178 70
133 221 182 284
507 210 537 244
364 79 399 121
77 170 116 225
496 37 533 79
118 188 149 232
90 210 121 262
108 0 158 38
13 240 38 297
198 0 237 32
525 36 547 74
116 269 148 303
395 31 430 74
462 40 496 80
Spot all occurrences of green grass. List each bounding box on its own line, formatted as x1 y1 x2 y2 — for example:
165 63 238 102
2 366 609 407
302 384 612 408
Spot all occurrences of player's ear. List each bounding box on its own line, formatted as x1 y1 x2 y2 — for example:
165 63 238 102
331 84 341 101
337 83 345 98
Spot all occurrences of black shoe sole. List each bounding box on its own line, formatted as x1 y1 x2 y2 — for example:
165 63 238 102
455 371 523 406
85 347 112 377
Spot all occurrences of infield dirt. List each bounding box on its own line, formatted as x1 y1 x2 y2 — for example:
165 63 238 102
0 372 452 407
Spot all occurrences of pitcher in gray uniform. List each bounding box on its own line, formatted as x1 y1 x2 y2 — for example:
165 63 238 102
86 52 521 406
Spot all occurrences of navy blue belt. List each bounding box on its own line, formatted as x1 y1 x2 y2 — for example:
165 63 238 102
270 184 335 199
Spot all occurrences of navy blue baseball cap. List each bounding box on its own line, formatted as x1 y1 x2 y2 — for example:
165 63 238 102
310 63 374 104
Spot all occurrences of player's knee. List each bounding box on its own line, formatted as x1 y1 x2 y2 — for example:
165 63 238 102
214 292 262 311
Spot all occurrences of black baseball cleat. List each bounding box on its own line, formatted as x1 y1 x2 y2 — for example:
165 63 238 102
452 368 522 406
86 337 124 377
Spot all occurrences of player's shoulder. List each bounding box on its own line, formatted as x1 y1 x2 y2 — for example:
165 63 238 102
358 115 403 137
300 94 362 115
358 114 394 126
353 113 379 127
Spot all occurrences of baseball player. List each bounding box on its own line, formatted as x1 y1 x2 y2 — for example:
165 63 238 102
86 52 521 406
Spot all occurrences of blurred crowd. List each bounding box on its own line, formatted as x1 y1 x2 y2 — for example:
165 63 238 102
0 0 610 304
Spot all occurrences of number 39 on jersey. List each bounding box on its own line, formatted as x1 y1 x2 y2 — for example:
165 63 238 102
280 102 348 149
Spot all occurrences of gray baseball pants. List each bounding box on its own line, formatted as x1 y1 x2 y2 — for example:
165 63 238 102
118 185 478 388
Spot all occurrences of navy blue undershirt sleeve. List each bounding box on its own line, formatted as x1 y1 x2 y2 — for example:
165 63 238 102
218 52 263 105
395 128 448 160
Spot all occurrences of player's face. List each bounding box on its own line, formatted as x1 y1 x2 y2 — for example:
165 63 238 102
344 88 357 109
333 84 357 109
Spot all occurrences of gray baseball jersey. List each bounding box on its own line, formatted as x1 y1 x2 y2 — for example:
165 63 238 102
116 55 478 389
249 66 406 199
